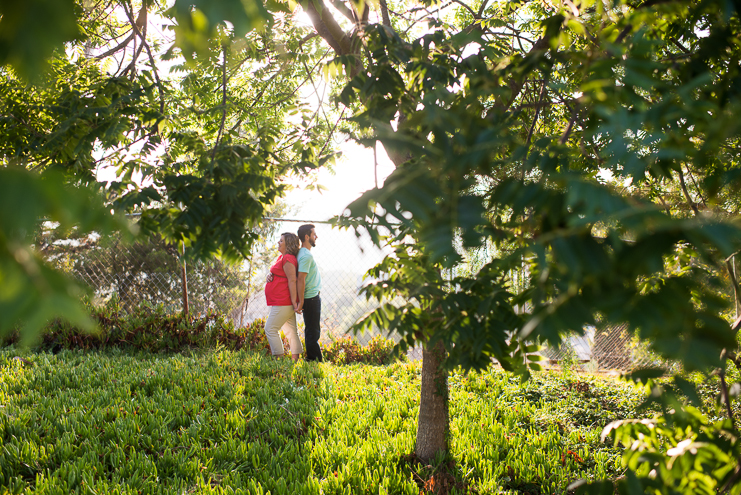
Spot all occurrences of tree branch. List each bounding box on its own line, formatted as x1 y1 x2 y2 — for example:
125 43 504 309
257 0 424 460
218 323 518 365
121 1 147 76
477 0 490 17
670 37 690 54
559 115 577 145
677 167 699 216
299 32 320 49
728 257 741 320
379 0 391 26
685 166 708 209
329 0 356 22
318 108 346 157
94 33 135 60
119 2 164 115
501 36 551 111
303 0 355 56
615 24 634 44
449 0 478 19
727 351 741 371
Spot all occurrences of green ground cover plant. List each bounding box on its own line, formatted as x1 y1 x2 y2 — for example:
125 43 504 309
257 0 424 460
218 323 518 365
0 348 642 494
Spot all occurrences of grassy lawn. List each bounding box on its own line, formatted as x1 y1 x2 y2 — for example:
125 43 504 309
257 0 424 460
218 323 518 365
0 348 643 494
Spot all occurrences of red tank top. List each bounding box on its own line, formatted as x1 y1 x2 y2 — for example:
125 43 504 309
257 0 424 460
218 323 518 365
265 254 297 306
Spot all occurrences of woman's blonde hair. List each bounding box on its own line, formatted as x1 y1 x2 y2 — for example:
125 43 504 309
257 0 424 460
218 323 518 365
281 232 300 255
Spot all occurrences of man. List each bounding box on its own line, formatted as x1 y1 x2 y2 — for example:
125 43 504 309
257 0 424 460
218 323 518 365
296 223 323 361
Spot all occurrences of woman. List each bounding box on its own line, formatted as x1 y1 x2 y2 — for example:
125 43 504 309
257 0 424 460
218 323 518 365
264 232 303 361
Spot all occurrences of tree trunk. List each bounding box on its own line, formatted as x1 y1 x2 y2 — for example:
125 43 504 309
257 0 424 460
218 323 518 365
415 339 449 461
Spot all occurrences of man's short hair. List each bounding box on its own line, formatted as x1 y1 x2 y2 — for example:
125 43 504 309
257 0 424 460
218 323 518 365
298 224 315 243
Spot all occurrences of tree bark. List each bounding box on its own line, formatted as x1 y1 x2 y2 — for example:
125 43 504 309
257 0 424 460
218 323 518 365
415 339 449 461
303 0 356 57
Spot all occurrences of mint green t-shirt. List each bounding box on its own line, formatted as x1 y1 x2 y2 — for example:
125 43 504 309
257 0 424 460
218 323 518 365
297 247 321 298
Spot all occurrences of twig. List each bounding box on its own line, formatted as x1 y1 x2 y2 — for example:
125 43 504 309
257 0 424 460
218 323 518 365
719 368 736 432
301 58 332 131
670 37 690 54
120 1 144 76
140 37 166 114
720 463 741 493
298 33 319 49
482 30 536 45
719 353 741 494
317 108 346 157
374 142 379 189
228 50 330 134
524 80 547 158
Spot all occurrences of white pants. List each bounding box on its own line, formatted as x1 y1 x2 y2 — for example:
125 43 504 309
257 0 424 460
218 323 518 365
264 305 302 356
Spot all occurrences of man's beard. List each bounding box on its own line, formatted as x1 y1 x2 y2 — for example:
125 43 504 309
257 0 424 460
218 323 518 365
310 239 316 247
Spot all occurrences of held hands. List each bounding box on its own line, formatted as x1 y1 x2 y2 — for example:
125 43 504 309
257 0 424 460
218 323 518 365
294 301 303 314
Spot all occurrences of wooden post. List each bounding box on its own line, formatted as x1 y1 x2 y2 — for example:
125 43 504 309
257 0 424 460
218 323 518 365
727 254 741 322
181 242 189 315
731 254 741 320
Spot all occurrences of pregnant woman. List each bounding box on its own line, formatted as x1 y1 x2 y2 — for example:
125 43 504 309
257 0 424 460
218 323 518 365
264 232 302 361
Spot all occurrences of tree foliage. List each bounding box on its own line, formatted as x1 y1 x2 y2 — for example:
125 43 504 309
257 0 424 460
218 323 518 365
0 0 336 339
330 0 741 488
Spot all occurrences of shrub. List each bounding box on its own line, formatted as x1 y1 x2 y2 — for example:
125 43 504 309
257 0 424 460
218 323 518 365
2 300 283 355
3 301 399 364
322 335 403 366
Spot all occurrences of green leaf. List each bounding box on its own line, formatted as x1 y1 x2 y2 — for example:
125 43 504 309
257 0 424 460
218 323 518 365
170 0 271 59
621 367 666 384
0 168 132 340
0 0 79 79
673 376 702 408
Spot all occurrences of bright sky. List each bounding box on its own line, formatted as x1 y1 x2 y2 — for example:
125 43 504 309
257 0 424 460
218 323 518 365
279 140 396 274
287 140 395 220
89 3 399 254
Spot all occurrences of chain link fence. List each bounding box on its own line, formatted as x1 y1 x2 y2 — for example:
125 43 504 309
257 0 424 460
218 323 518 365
40 219 664 371
40 219 395 346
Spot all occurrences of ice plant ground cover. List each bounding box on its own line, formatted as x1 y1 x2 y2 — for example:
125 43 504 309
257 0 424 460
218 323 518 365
0 348 644 494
